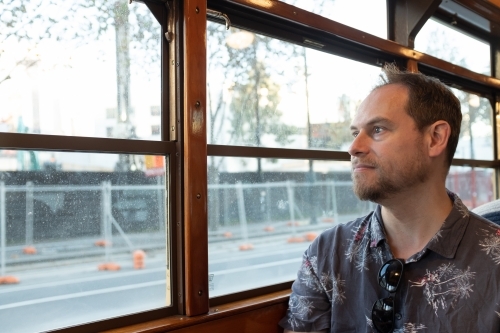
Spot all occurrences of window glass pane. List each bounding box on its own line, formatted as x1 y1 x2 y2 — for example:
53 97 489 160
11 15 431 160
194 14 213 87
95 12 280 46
415 19 490 75
451 89 493 160
0 151 168 333
0 1 161 140
446 167 494 209
207 157 373 297
207 22 381 151
279 0 387 39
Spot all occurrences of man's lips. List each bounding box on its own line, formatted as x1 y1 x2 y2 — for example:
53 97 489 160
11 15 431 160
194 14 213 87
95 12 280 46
352 163 376 171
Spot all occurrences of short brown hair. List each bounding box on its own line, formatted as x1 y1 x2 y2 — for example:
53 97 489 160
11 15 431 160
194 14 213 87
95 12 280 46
376 64 462 168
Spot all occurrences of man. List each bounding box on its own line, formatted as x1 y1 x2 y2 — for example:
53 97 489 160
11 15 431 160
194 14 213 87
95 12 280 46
280 64 500 332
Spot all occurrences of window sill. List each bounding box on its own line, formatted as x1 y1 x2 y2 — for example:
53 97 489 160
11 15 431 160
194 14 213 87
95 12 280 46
103 290 290 333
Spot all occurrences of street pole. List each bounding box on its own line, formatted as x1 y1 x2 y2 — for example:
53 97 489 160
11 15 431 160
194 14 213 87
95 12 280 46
304 48 317 224
26 181 34 245
1 182 6 276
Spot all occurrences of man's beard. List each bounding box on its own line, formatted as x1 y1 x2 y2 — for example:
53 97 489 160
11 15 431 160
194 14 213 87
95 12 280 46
351 149 429 202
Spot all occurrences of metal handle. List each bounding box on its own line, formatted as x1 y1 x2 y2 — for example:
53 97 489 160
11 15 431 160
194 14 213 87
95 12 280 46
207 9 231 30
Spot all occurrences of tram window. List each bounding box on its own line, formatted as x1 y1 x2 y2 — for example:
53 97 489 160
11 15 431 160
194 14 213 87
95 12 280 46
414 19 490 76
450 89 493 160
446 166 494 209
0 150 169 333
207 22 381 151
207 157 373 297
0 1 161 140
279 0 387 39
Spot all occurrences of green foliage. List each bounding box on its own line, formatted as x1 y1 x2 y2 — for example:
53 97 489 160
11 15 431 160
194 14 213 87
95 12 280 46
207 22 298 173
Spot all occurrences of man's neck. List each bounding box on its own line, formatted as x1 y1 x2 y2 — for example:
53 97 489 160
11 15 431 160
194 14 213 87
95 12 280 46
379 184 453 260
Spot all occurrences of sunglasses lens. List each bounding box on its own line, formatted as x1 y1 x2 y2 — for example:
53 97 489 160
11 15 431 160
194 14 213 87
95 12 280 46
372 298 394 333
378 259 403 292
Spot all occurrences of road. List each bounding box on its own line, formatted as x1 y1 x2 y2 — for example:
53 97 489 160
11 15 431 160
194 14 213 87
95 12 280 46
0 232 312 333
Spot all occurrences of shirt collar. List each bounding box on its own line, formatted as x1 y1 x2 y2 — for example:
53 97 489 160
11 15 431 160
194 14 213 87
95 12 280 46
368 205 386 248
368 191 469 260
426 191 469 259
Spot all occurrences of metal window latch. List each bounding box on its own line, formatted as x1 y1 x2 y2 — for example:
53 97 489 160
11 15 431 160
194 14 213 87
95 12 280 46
165 31 174 42
164 1 174 43
207 9 231 30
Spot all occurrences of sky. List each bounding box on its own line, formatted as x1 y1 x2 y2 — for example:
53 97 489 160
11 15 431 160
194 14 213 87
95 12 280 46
0 3 161 139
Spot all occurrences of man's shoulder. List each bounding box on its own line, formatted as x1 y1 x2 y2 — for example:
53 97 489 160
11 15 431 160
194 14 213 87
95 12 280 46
468 210 500 229
457 210 500 280
457 210 500 261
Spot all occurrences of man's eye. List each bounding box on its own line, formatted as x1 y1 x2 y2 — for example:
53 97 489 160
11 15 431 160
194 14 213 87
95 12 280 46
352 131 359 138
374 127 383 134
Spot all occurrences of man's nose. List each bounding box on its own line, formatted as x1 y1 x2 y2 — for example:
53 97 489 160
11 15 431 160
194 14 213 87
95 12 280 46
348 131 369 157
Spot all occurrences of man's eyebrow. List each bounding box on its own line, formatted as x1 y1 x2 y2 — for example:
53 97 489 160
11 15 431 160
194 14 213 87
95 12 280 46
350 117 394 131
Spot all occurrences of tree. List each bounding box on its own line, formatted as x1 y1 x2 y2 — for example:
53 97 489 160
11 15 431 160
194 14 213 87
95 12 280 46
229 40 297 177
422 27 492 159
206 22 299 228
2 0 160 170
207 23 297 176
229 55 295 145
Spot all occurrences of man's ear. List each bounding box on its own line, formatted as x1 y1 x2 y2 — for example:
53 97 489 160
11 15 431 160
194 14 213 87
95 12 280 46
427 120 451 158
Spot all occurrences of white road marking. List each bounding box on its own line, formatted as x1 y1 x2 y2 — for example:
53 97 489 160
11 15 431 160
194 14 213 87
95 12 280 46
209 245 305 264
0 267 166 294
210 257 301 275
0 280 165 310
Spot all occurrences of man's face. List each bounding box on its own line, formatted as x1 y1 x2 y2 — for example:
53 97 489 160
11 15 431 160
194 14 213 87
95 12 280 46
348 84 430 202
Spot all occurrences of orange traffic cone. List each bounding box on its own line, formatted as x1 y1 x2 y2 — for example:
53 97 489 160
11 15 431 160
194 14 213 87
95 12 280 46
239 243 254 251
98 263 121 271
94 239 111 247
305 232 318 241
0 276 20 284
287 236 305 243
23 246 37 254
133 250 146 269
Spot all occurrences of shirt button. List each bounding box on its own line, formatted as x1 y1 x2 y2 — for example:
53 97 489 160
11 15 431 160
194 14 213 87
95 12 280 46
395 313 402 320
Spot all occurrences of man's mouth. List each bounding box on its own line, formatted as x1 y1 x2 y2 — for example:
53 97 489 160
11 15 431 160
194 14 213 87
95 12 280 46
352 161 376 171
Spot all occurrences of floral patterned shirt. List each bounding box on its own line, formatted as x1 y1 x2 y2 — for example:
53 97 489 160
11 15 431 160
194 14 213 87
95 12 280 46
279 192 500 332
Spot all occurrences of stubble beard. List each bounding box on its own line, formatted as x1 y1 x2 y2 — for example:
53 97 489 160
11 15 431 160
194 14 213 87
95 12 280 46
351 148 429 203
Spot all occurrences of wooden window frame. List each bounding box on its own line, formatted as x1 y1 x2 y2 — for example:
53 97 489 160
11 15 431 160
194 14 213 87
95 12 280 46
3 0 500 331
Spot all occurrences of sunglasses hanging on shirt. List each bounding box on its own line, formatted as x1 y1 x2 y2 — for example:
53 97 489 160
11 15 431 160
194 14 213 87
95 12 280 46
371 259 404 333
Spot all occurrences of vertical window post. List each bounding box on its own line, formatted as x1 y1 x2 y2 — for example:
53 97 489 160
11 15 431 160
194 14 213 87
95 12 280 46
182 0 209 316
